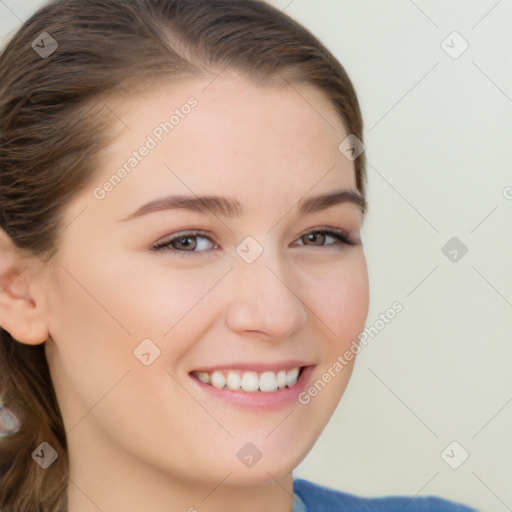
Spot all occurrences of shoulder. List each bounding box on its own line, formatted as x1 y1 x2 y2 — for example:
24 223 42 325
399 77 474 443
293 478 479 512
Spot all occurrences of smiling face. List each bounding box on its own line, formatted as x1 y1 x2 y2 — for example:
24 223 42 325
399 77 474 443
41 75 369 505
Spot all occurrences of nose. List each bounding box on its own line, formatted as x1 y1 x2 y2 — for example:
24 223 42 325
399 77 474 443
225 253 308 340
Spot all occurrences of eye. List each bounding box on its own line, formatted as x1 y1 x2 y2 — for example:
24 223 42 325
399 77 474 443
151 231 218 254
295 229 354 248
150 228 353 255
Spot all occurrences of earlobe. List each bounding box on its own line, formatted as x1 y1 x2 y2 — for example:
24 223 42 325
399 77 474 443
0 229 49 345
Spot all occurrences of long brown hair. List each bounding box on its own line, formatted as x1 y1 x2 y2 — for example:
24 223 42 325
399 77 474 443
0 1 365 510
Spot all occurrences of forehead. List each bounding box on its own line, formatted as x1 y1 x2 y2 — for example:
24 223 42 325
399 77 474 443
92 76 356 212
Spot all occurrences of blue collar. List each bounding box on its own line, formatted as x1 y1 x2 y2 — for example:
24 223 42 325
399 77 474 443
293 492 307 512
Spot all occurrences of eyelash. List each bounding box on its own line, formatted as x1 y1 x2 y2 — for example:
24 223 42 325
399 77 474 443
151 228 354 256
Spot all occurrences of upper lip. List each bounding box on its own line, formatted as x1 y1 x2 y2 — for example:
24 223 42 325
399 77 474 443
190 361 313 373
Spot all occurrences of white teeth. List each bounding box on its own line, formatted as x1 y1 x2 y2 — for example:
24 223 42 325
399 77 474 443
286 367 300 387
194 367 302 392
211 370 226 389
277 370 287 389
241 371 259 392
196 372 211 384
226 371 242 390
259 371 278 392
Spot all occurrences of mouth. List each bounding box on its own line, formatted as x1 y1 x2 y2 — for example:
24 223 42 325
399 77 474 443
190 366 305 392
188 364 313 409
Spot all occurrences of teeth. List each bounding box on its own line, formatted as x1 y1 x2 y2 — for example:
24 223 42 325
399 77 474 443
286 367 300 387
226 371 242 390
194 367 302 392
241 371 259 392
196 372 211 384
211 371 226 389
259 371 278 392
277 370 287 389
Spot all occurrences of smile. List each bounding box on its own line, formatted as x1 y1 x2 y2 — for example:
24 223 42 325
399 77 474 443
190 367 303 392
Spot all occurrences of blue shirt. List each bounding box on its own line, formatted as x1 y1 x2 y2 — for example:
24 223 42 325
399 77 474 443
293 479 478 511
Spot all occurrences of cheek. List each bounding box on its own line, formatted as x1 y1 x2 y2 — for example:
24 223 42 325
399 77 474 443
295 255 369 417
54 249 231 338
304 254 369 349
114 261 235 354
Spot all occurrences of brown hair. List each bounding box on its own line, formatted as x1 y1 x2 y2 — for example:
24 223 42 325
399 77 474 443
0 0 365 510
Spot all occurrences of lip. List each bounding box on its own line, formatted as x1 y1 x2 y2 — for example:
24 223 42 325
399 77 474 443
188 364 315 410
190 360 310 373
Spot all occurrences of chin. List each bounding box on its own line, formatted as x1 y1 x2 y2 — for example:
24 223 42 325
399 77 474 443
222 463 296 486
227 435 317 486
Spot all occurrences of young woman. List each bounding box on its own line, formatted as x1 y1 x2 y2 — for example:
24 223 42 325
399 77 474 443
0 1 479 510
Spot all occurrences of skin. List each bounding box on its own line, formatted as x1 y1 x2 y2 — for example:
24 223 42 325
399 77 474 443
0 75 369 512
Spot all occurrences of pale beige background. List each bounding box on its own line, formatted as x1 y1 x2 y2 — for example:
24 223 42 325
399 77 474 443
1 1 511 510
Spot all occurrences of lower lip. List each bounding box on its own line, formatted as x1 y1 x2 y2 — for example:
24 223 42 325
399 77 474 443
189 366 314 410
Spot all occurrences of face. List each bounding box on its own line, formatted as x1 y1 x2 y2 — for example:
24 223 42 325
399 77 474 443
42 76 369 489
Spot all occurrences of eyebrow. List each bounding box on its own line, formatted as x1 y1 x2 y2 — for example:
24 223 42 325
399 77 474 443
120 189 366 221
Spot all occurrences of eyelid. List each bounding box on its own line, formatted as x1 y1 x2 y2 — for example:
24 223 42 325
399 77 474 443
150 226 355 256
150 230 217 253
292 226 355 247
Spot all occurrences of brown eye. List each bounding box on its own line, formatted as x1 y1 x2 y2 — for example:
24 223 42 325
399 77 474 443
152 232 218 254
172 236 197 250
295 229 353 248
301 232 326 246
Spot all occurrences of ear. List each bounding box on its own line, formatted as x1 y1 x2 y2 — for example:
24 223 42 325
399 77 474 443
0 229 49 345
